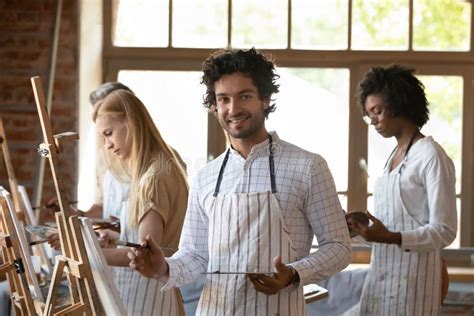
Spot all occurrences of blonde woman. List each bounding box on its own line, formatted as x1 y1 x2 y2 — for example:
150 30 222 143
93 90 188 315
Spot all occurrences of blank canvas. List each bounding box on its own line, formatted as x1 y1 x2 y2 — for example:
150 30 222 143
80 217 127 315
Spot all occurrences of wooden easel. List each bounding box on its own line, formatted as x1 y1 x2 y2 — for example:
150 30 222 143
0 191 44 315
0 117 27 223
0 117 52 273
31 76 104 315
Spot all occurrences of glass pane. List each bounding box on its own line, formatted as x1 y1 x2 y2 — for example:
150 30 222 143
367 130 396 192
292 0 348 49
446 198 461 248
352 0 409 50
232 0 287 49
418 75 462 194
413 0 471 51
367 195 374 214
113 0 169 47
172 0 227 48
266 68 349 192
339 194 348 212
117 71 208 178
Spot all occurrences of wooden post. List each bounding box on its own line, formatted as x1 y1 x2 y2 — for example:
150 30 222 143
31 76 104 315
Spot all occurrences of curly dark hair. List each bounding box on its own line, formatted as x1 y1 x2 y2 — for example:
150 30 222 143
201 47 280 118
356 64 429 128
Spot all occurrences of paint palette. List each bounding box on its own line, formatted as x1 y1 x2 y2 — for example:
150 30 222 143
25 225 58 239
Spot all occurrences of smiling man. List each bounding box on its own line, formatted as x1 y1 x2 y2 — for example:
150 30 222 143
128 47 351 315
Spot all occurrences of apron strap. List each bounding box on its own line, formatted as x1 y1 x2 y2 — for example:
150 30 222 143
213 134 277 197
268 134 277 194
213 148 231 197
383 129 420 171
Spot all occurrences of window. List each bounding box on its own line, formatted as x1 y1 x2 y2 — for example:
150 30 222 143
113 0 169 47
102 0 474 251
267 68 350 209
413 0 471 51
117 70 208 178
172 0 227 48
352 0 409 50
291 0 348 50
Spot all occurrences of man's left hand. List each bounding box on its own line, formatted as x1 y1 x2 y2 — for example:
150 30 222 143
248 256 293 295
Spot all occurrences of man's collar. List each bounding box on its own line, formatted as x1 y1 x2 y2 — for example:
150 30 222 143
229 131 279 158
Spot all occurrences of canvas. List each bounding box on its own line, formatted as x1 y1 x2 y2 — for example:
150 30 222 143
18 185 53 273
80 217 127 315
0 186 44 301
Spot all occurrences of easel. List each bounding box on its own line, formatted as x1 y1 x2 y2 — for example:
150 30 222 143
31 76 104 315
0 190 44 315
0 117 27 223
0 117 52 273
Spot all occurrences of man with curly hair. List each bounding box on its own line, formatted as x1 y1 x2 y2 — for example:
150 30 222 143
129 47 351 315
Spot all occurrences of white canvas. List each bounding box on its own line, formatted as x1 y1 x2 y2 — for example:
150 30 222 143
80 217 127 315
0 186 44 301
18 185 53 273
17 186 37 225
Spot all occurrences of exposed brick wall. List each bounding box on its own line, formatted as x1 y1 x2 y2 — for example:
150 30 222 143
0 0 79 209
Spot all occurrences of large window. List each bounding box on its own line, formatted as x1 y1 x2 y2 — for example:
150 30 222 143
102 0 474 251
267 68 350 209
117 70 208 178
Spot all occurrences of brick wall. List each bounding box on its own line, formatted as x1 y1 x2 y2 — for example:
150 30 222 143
0 0 79 209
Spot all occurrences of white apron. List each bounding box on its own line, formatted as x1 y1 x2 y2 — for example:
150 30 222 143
359 136 442 316
114 201 184 316
197 135 305 316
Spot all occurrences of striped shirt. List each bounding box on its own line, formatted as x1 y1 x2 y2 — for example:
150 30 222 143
163 132 351 290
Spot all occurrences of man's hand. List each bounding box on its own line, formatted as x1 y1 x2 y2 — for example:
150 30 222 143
128 235 169 280
248 256 293 295
352 211 401 245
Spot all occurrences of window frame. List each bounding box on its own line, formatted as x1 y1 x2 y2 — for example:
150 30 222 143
101 0 474 253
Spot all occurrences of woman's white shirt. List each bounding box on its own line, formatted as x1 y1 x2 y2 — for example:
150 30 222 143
102 170 130 220
387 136 457 251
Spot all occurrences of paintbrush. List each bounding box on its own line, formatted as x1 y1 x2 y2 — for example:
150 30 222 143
32 200 78 211
112 240 177 252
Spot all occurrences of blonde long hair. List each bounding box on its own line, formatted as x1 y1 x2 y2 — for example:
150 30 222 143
92 90 188 228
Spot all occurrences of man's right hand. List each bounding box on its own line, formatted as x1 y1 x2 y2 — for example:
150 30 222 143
128 235 169 281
